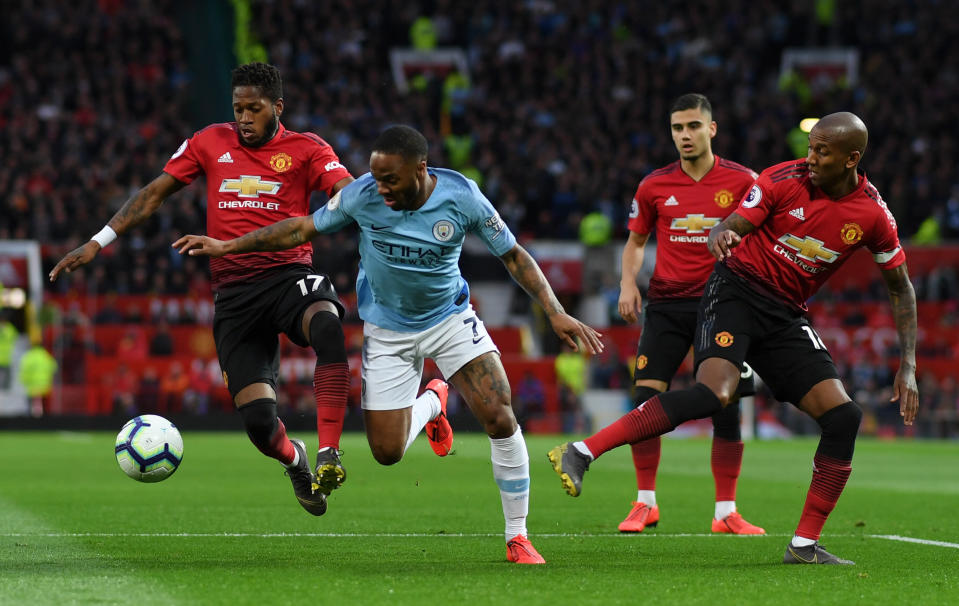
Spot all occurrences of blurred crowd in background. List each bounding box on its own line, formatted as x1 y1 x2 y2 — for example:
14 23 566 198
1 1 957 436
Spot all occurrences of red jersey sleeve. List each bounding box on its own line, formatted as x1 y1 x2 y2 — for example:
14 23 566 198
732 171 774 227
864 190 906 270
626 178 656 234
162 132 206 184
303 134 352 195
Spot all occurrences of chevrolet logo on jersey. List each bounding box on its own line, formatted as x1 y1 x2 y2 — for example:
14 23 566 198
670 214 720 233
219 175 282 198
777 234 839 263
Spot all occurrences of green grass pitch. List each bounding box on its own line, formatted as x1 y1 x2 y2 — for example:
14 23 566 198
1 431 956 605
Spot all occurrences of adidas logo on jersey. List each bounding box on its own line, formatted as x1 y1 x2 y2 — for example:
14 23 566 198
789 207 805 220
218 152 234 163
664 195 679 206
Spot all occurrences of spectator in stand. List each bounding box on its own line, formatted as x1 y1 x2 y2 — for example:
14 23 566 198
149 321 175 356
159 361 190 413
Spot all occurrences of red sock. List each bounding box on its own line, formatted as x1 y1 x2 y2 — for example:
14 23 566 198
313 362 350 450
711 437 744 502
795 453 852 540
270 418 296 465
630 437 661 491
584 396 673 460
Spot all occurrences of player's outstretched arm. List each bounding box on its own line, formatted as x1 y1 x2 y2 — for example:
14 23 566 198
499 244 604 355
50 173 184 281
618 231 649 324
707 212 755 261
173 215 319 258
880 263 919 425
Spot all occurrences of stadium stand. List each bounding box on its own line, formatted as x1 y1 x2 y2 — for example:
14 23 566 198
2 1 957 436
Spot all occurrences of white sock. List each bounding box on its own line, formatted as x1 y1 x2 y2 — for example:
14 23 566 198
715 501 736 520
284 447 300 469
791 535 816 547
572 441 594 460
490 427 530 541
637 490 656 507
404 390 441 453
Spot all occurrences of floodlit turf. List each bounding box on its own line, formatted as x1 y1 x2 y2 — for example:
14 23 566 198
0 431 957 605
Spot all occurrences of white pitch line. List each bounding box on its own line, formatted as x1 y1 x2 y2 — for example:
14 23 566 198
2 532 957 549
867 534 959 549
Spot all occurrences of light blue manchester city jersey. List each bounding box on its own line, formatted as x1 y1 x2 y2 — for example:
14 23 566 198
312 167 517 331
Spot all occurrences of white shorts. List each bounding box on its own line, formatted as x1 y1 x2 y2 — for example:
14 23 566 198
361 306 499 411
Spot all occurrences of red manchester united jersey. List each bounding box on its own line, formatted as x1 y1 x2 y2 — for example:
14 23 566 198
627 156 757 299
163 122 351 288
728 159 905 310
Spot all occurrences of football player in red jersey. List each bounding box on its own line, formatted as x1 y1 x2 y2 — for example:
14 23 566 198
50 63 355 516
612 93 764 535
551 112 918 565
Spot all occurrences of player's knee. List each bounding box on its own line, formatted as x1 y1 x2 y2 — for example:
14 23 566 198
369 443 404 466
815 401 862 460
481 405 517 438
237 398 278 447
308 310 346 364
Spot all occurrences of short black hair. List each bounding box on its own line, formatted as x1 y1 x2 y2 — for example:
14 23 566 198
670 93 712 116
372 125 428 162
231 62 283 102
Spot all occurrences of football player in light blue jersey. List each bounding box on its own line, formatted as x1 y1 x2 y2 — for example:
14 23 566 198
175 125 604 564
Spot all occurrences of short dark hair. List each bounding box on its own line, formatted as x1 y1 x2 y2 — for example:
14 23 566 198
670 93 712 116
372 125 428 162
231 62 283 102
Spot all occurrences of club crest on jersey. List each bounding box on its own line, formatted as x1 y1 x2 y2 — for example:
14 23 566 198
714 189 735 208
270 152 293 173
714 331 734 347
433 220 455 242
219 175 281 198
636 355 648 369
742 184 762 208
840 222 863 245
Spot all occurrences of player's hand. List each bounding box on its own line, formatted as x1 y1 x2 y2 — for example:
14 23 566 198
891 366 919 426
708 229 741 261
49 241 101 282
549 313 604 355
172 235 230 257
618 284 642 324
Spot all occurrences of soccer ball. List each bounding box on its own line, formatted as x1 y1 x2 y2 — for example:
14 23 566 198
114 415 184 482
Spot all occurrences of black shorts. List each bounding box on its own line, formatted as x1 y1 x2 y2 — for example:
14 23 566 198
636 299 755 398
213 265 345 398
695 264 838 405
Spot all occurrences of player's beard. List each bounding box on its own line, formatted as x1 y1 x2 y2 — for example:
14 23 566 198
241 111 279 148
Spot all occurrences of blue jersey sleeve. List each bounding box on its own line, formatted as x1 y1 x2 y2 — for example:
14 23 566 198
464 179 516 256
312 186 356 234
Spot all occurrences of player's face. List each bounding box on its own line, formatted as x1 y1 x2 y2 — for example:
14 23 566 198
806 127 857 190
670 108 716 161
232 86 283 147
370 152 428 211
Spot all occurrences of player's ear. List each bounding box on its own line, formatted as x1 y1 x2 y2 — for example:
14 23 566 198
845 149 860 169
274 98 284 117
709 120 717 139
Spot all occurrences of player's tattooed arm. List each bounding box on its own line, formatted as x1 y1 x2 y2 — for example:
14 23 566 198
109 173 186 234
499 244 605 354
50 173 186 281
707 212 755 261
880 263 919 425
499 244 565 316
172 216 318 258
